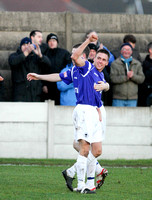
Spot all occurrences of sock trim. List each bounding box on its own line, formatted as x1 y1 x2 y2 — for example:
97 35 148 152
87 177 95 180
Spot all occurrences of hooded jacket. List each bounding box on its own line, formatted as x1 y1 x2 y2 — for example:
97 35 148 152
57 63 76 106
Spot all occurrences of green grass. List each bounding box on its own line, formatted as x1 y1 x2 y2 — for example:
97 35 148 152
0 158 152 167
0 159 152 200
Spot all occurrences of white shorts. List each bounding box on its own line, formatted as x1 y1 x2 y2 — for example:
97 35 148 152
73 104 106 144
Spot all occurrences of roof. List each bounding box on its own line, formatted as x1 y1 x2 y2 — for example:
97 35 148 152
72 0 152 14
0 0 90 13
0 0 152 14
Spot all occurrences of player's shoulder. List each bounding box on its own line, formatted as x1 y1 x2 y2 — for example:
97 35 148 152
84 60 94 70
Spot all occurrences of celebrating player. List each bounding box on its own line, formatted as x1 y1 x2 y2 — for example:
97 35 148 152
27 32 109 194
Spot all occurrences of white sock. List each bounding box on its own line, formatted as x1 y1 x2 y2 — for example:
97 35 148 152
76 154 87 190
95 161 104 175
67 163 76 178
86 151 96 189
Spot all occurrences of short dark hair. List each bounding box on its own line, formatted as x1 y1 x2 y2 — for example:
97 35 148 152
96 49 110 60
72 43 81 49
123 34 136 44
147 42 152 52
29 30 42 38
72 43 90 58
88 43 98 52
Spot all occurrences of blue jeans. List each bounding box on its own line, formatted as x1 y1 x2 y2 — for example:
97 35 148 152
112 99 137 107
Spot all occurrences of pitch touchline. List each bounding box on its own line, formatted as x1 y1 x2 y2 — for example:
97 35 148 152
0 164 151 169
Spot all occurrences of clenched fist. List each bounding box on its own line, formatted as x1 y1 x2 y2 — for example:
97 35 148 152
88 32 98 43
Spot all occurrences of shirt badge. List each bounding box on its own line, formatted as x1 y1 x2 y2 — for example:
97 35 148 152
63 71 67 78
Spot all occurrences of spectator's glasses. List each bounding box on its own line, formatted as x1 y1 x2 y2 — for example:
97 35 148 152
121 48 132 52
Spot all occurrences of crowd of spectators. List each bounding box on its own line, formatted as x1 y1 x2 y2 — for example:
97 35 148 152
0 30 151 106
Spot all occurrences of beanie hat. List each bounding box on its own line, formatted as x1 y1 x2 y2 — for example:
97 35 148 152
88 43 98 51
20 37 32 47
46 33 59 43
120 43 133 50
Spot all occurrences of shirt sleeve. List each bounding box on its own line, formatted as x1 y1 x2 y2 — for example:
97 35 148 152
59 68 73 85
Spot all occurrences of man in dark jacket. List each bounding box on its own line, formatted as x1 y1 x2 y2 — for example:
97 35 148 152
42 33 72 105
140 42 152 106
8 37 51 102
0 74 4 101
29 30 48 55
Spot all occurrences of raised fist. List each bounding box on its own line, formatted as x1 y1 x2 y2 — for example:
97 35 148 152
88 32 98 43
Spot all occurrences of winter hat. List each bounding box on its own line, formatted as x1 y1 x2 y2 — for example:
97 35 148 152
120 43 133 50
20 37 32 47
46 33 59 43
88 43 98 51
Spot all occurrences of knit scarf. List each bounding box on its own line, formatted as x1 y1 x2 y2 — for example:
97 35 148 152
121 55 132 72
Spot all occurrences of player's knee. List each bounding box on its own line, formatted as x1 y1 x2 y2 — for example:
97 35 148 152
80 148 89 157
84 150 89 157
73 141 80 152
94 149 102 157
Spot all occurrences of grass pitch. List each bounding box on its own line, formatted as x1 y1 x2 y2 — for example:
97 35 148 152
0 159 152 200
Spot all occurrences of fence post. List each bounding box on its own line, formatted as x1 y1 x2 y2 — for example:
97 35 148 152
47 100 55 158
65 11 72 52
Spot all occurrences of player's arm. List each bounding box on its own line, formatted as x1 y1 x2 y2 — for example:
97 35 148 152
71 32 98 67
27 73 61 82
94 81 109 92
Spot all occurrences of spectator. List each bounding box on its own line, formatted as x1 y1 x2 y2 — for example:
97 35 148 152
57 63 76 106
110 43 145 107
112 34 142 63
29 30 48 54
8 37 51 102
112 34 144 106
0 74 4 101
85 30 115 69
0 74 4 81
141 42 152 106
42 33 72 105
88 43 98 63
